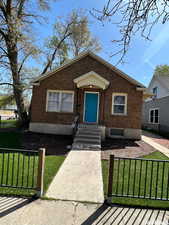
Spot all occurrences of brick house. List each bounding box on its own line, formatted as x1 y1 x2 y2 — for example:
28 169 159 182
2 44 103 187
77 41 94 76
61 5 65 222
30 51 147 139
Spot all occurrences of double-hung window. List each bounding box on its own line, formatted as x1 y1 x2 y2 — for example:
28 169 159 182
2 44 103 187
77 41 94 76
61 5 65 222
149 108 159 124
47 90 74 113
112 93 127 115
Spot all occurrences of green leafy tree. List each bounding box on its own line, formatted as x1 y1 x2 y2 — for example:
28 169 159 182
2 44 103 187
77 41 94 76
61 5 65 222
154 65 169 77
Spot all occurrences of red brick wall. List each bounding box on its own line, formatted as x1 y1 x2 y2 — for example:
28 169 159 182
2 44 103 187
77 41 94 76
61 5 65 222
31 55 143 129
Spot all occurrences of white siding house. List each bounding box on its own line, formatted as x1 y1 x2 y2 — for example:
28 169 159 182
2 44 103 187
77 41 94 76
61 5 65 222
142 74 169 133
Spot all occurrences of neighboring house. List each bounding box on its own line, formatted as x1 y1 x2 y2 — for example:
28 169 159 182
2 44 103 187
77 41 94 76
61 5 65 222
0 95 17 120
30 51 147 140
142 73 169 133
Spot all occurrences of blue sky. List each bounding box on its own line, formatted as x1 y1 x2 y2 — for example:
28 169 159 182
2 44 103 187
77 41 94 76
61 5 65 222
32 0 169 87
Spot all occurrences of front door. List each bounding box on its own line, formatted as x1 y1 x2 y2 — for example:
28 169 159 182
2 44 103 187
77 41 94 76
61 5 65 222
84 92 99 123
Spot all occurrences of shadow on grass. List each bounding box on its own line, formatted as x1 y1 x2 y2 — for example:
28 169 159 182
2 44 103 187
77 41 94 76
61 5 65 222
81 203 169 225
0 195 34 218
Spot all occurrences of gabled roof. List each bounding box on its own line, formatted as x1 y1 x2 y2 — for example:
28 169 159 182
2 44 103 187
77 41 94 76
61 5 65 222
148 74 169 92
32 51 145 88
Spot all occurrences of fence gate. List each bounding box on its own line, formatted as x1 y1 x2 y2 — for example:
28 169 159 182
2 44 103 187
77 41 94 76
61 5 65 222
0 148 45 197
107 155 169 202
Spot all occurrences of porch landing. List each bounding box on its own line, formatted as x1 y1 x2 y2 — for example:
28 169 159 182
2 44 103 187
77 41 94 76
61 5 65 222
46 150 104 203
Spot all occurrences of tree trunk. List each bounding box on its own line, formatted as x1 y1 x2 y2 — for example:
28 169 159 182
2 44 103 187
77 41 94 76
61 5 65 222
6 36 27 124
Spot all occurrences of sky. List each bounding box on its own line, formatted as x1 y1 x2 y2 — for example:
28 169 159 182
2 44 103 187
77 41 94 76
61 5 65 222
31 0 169 87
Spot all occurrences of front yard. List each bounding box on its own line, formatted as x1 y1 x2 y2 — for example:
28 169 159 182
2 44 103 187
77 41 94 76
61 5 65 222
0 131 66 196
1 130 169 209
102 151 169 209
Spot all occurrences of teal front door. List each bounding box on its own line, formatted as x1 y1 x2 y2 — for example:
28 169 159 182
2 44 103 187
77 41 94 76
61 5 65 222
84 92 99 123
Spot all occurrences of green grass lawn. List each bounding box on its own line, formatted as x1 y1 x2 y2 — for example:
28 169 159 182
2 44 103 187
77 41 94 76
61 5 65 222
0 132 65 197
102 151 169 209
0 120 17 128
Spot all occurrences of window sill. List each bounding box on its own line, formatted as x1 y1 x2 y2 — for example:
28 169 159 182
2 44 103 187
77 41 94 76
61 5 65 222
46 111 74 114
111 113 127 116
148 122 159 125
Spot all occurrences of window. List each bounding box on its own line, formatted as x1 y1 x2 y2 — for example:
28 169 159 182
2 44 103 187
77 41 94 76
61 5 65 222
149 109 159 124
46 91 74 112
112 93 127 115
152 87 158 98
110 128 124 136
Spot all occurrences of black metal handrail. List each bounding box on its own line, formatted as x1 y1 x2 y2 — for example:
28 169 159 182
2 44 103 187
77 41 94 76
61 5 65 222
72 114 79 136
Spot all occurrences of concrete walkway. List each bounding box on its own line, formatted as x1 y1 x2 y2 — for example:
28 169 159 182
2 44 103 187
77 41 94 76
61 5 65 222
1 198 169 225
142 133 169 158
46 150 104 203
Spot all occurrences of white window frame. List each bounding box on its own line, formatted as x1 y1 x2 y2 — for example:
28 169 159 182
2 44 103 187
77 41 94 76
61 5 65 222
152 87 158 98
46 90 74 113
112 93 127 115
149 108 159 124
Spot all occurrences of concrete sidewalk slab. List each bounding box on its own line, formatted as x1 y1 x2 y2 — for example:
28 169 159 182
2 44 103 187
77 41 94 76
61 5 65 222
46 150 104 203
142 135 169 158
1 199 169 225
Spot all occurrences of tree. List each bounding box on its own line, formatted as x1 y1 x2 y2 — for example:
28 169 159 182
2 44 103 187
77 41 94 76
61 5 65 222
92 0 169 63
43 9 101 71
0 0 53 124
68 10 101 56
154 65 169 77
41 20 73 74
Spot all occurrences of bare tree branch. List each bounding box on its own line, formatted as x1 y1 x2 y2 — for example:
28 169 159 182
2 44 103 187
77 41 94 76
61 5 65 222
41 22 73 74
92 0 169 64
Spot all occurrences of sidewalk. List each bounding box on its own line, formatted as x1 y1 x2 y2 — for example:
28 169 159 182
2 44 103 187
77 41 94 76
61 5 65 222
1 198 169 225
142 130 169 148
142 131 169 158
46 150 104 203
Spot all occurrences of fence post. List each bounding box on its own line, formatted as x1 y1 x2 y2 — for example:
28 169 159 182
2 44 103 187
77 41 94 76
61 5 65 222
106 154 114 204
36 148 45 197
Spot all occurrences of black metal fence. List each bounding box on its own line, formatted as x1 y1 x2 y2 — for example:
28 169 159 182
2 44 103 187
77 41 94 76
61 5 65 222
0 148 41 194
107 155 169 202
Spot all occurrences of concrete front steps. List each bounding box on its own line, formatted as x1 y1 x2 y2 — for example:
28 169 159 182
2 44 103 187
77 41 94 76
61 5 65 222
72 126 102 150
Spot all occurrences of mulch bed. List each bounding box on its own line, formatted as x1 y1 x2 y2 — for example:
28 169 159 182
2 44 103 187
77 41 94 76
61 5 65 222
22 131 73 156
20 131 156 158
101 138 156 160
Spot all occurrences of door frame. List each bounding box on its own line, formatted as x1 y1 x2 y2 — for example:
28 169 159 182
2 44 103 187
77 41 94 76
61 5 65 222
83 91 100 123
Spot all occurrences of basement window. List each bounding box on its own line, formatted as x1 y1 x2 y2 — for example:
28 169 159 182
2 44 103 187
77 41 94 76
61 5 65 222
46 90 74 113
110 128 124 136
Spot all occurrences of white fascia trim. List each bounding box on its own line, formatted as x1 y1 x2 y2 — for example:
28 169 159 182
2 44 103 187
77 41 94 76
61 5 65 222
32 82 40 86
136 87 147 91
